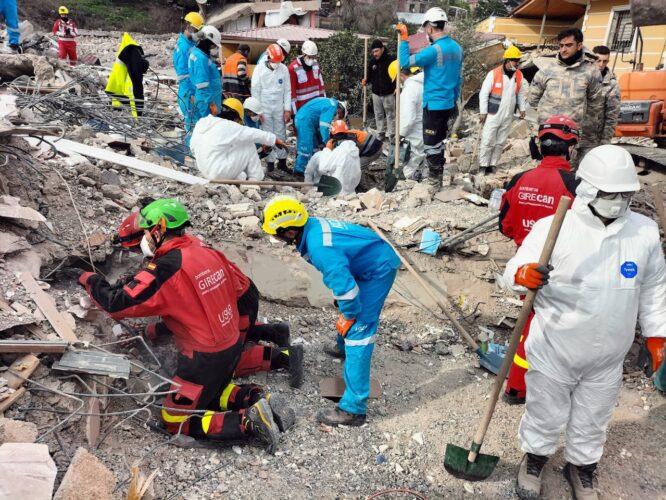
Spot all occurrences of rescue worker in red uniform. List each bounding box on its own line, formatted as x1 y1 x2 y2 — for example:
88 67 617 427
112 208 303 387
499 115 580 404
52 6 79 66
288 40 326 115
80 200 294 451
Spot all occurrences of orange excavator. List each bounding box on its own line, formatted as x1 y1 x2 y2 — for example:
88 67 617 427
614 0 666 166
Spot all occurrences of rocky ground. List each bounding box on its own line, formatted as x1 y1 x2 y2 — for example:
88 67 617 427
0 30 664 500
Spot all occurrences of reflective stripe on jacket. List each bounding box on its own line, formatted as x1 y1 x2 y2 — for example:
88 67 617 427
288 57 326 114
222 52 249 98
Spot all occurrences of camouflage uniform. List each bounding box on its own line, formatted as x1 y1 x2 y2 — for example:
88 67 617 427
578 69 621 161
528 54 604 154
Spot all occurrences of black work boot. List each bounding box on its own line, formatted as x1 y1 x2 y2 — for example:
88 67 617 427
266 162 275 173
266 393 296 432
317 406 366 427
323 342 345 359
244 398 280 454
287 344 304 388
563 462 598 500
503 389 526 406
516 453 549 499
271 322 290 347
248 322 290 347
277 158 289 172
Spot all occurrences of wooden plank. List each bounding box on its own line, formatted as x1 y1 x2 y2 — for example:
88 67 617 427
17 272 78 342
319 376 382 400
0 341 68 354
3 354 40 389
86 380 101 448
0 387 26 413
52 138 208 186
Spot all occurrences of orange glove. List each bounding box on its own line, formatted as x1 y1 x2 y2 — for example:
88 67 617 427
336 314 355 337
514 263 552 290
209 103 219 115
361 78 367 86
396 23 408 41
647 337 665 375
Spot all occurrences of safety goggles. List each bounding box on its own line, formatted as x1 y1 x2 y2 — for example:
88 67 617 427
597 190 635 200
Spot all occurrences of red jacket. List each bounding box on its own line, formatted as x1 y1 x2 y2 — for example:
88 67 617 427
288 56 326 114
499 156 578 247
80 234 249 356
52 19 79 41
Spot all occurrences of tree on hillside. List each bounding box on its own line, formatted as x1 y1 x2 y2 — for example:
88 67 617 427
474 0 509 20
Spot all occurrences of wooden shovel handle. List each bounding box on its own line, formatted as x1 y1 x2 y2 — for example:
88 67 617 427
368 221 479 351
468 196 571 462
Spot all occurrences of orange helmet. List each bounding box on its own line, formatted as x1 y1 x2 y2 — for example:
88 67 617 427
266 43 284 63
330 120 349 136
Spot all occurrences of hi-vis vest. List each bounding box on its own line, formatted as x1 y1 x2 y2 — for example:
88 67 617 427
487 65 523 115
222 52 248 98
105 32 140 117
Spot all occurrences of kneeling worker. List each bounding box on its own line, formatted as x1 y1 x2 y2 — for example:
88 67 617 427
80 199 293 451
262 196 400 426
327 120 383 168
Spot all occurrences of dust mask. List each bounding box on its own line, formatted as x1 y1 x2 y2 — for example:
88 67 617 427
250 114 260 123
268 62 278 70
303 56 315 67
590 196 631 219
140 235 155 257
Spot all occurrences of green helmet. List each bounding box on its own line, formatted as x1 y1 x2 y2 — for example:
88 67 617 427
138 199 190 229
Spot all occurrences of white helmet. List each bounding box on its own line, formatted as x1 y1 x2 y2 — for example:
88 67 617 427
302 40 318 56
338 100 348 119
243 96 262 115
277 38 291 54
199 25 221 47
577 144 640 193
422 7 448 26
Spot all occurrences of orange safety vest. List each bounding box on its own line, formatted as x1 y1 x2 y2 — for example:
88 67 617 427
222 52 249 97
487 65 523 115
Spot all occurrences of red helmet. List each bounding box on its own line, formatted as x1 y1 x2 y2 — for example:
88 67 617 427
330 119 349 136
538 115 580 143
266 43 284 63
114 212 143 250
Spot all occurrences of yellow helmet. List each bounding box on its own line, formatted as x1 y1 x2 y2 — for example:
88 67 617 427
58 6 69 15
388 60 398 82
409 66 422 74
262 196 309 235
222 98 244 121
503 46 523 60
184 12 204 30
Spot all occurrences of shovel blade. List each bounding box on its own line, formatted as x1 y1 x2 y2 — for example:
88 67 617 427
316 175 342 196
443 443 500 481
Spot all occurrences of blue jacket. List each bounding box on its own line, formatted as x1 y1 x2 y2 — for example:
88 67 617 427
297 217 400 318
188 46 222 121
399 36 463 111
173 33 195 96
295 97 339 144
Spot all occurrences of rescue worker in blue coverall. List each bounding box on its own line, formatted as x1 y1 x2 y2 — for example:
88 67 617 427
293 97 347 178
262 196 400 426
188 25 222 129
396 7 463 189
173 12 204 130
0 0 20 52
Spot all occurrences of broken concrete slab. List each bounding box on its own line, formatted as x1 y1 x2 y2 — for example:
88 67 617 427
5 249 42 278
0 230 30 255
100 184 124 200
53 447 116 500
359 188 384 211
0 196 47 226
509 119 532 139
0 418 38 444
0 443 57 500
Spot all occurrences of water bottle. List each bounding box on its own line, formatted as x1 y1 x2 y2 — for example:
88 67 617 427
488 188 505 211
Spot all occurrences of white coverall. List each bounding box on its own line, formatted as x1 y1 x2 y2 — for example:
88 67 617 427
304 141 361 195
251 61 291 164
399 72 426 180
503 180 666 465
190 115 276 181
478 68 527 168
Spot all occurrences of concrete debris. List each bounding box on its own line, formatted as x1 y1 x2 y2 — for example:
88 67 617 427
54 447 116 500
0 230 30 255
0 443 57 499
0 418 39 444
508 119 532 139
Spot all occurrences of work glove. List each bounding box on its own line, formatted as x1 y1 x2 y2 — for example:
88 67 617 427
259 145 271 159
396 23 409 41
78 271 96 288
514 263 553 290
638 337 665 377
336 314 355 337
275 139 286 150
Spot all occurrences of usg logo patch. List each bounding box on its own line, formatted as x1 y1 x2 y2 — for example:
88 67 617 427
620 261 637 278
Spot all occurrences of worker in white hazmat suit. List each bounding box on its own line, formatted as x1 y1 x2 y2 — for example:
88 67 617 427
478 46 527 175
190 98 286 181
390 61 426 180
251 43 292 174
504 144 666 500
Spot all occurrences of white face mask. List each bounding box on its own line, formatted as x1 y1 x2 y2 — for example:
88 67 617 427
590 196 631 219
210 47 220 58
268 61 279 70
250 114 260 123
140 234 155 258
303 56 315 67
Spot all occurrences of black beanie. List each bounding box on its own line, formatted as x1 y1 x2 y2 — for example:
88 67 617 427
371 39 383 50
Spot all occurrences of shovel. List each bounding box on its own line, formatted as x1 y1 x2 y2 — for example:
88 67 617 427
368 221 503 375
209 174 342 196
443 196 571 481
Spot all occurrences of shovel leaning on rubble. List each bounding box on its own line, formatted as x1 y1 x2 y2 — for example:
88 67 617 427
367 221 503 375
208 175 342 197
443 196 571 481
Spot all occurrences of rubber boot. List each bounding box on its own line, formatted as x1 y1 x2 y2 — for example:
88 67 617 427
243 398 280 454
424 155 444 190
266 393 296 433
503 389 526 405
516 453 549 500
266 162 275 173
563 463 599 500
247 321 290 347
277 158 289 173
323 342 345 359
287 344 304 388
317 406 366 427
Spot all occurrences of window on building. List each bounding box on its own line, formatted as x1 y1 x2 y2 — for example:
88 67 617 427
420 3 426 13
410 3 416 12
607 8 634 52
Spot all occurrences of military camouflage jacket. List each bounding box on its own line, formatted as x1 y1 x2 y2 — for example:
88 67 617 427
528 54 603 143
581 68 621 146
